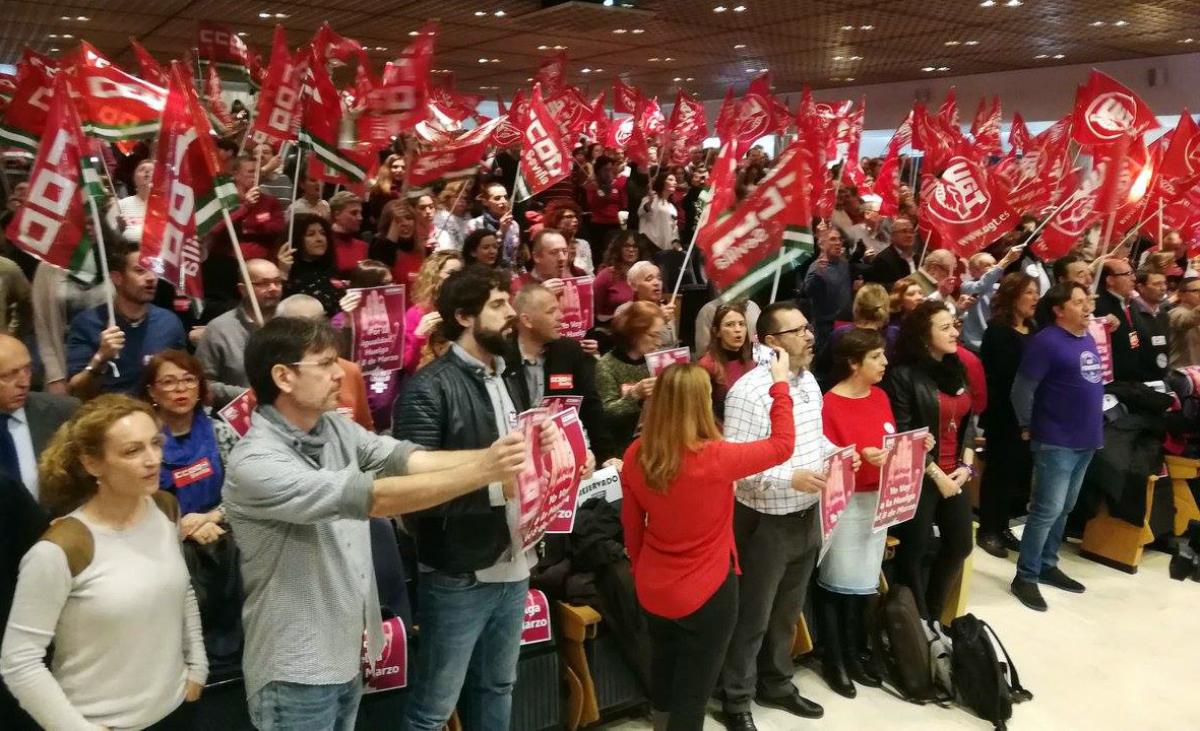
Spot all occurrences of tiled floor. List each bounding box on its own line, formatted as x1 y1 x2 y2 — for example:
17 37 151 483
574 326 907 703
599 537 1198 730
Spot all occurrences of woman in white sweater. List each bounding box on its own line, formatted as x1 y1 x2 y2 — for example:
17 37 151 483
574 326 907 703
106 159 155 245
638 171 680 252
1 395 207 730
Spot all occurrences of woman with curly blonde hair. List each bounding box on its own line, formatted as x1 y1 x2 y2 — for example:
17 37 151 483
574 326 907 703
1 394 207 730
403 251 464 373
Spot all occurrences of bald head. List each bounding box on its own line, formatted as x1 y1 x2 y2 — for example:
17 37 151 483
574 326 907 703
239 258 284 317
514 283 563 344
275 294 326 320
924 250 957 280
0 334 32 412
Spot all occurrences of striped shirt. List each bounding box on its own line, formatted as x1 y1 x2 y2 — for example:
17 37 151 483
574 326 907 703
223 405 418 698
725 365 834 515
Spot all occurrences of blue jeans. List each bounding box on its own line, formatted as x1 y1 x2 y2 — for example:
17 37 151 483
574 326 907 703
401 573 528 731
248 677 362 731
1016 443 1096 581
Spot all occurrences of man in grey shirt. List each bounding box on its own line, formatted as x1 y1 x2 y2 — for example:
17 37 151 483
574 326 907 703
195 259 282 408
223 316 526 730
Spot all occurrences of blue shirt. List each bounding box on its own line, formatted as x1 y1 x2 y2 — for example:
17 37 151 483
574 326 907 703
1011 324 1105 450
67 304 186 394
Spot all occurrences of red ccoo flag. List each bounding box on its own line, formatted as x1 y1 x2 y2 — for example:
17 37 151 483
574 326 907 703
129 38 168 87
534 52 568 97
252 26 308 145
0 48 57 151
357 25 436 147
1071 69 1159 148
516 85 572 199
668 88 708 147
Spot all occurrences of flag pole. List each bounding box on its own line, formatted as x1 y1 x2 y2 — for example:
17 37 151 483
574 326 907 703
85 196 117 326
220 208 266 325
768 247 787 303
670 222 703 302
1157 199 1164 246
284 145 304 251
1024 187 1085 244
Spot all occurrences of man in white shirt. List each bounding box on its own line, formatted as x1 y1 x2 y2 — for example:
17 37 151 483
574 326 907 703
718 303 856 730
0 334 77 497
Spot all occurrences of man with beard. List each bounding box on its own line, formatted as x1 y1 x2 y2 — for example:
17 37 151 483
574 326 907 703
719 302 844 730
395 264 535 731
66 242 186 399
196 258 285 409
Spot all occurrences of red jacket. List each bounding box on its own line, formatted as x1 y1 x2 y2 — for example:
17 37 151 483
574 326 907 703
621 382 794 618
209 192 285 261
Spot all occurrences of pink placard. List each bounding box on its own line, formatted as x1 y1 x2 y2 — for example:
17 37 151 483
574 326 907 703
520 589 553 646
541 395 583 414
558 276 595 339
819 445 857 564
645 347 691 377
363 616 408 693
516 408 588 550
217 389 257 438
1087 316 1114 385
872 428 930 532
351 285 407 373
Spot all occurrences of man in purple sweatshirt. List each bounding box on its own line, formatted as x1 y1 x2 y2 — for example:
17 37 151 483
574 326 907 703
1010 282 1105 611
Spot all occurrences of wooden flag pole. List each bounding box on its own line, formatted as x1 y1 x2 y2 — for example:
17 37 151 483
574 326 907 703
220 208 265 326
284 145 304 251
85 195 117 327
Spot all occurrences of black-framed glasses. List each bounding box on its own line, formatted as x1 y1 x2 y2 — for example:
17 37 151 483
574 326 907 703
768 324 815 338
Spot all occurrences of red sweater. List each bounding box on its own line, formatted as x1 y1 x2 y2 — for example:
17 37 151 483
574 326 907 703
823 387 896 492
621 382 794 618
333 231 369 278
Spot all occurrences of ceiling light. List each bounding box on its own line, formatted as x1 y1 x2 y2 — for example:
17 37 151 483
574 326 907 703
964 40 979 45
833 55 844 60
1052 53 1064 59
76 15 89 21
1114 20 1128 27
631 28 644 33
648 57 660 61
841 25 854 30
494 10 506 16
48 33 59 38
1005 0 1021 5
665 57 675 61
374 46 387 51
1034 53 1048 59
409 30 421 36
1090 20 1106 27
945 40 961 46
937 66 950 71
258 12 271 17
734 43 746 49
686 77 695 81
673 76 682 81
237 31 249 37
526 77 534 81
594 68 604 72
555 45 567 50
860 25 874 30
922 66 936 71
732 4 747 11
979 0 995 5
849 55 862 60
474 11 487 16
759 67 768 72
713 5 727 13
1180 38 1196 44
49 47 60 53
845 77 855 81
604 0 614 5
539 44 549 49
581 67 592 73
612 28 627 33
746 68 757 73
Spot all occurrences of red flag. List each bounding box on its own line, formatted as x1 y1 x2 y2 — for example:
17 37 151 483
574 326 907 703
545 86 592 137
64 42 166 142
495 92 508 117
429 86 483 124
1071 69 1159 148
840 103 866 187
912 102 962 174
312 22 364 66
938 87 960 128
0 72 14 117
142 62 240 298
0 48 57 151
605 116 635 150
795 89 830 219
204 64 235 132
698 141 812 293
668 88 708 146
252 26 307 144
1008 111 1031 155
357 26 436 147
734 77 774 147
704 139 739 226
641 97 666 137
971 95 1002 157
129 39 168 87
535 52 568 97
625 105 651 168
921 156 1016 256
876 116 912 216
586 90 608 142
300 46 368 182
1034 166 1109 259
613 77 641 115
715 87 736 144
4 74 95 269
489 90 525 148
408 118 503 195
198 21 251 75
1147 111 1200 203
518 85 571 198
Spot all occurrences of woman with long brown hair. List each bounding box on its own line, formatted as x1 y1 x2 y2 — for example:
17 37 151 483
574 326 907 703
977 272 1040 557
1 395 206 730
364 153 406 232
593 231 645 322
621 355 792 731
697 302 756 421
370 198 424 289
402 251 464 373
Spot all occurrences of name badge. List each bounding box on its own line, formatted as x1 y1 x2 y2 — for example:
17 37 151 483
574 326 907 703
255 212 270 223
1152 335 1166 347
1129 331 1140 349
549 374 574 390
172 458 214 488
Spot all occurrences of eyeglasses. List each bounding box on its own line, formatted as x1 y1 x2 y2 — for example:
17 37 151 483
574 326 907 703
289 356 340 372
251 278 284 287
1109 270 1134 278
768 324 815 338
155 375 200 391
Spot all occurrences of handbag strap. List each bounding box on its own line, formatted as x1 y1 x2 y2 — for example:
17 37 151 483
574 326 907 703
979 619 1033 701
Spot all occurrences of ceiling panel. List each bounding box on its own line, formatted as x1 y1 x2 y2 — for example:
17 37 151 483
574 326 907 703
1 0 1197 101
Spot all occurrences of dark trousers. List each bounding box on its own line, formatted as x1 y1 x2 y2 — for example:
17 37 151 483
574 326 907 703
720 503 820 713
146 700 197 730
978 432 1033 535
643 570 738 731
891 476 974 620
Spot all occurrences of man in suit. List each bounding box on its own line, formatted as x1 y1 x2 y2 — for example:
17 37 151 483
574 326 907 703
864 217 923 289
0 471 46 730
0 333 79 497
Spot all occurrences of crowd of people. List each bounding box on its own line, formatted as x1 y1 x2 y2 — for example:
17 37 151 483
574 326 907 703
0 122 1197 731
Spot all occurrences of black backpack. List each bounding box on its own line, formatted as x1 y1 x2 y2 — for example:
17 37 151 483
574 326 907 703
947 614 1033 730
873 585 947 704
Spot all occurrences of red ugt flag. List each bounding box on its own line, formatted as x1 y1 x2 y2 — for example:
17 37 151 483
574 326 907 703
142 62 240 297
613 77 641 115
4 74 95 269
1071 69 1159 148
518 85 572 198
668 88 708 147
921 155 1017 256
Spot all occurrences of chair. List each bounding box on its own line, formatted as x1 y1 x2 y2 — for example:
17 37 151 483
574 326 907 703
1080 474 1157 573
1164 455 1200 536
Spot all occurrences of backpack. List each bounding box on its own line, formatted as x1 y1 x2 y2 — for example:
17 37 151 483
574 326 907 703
874 585 949 704
947 614 1033 730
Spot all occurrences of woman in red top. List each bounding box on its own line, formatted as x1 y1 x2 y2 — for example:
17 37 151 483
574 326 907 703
817 328 937 698
883 301 976 621
621 355 793 731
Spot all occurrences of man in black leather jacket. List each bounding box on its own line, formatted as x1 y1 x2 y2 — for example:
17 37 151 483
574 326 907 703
394 265 534 731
